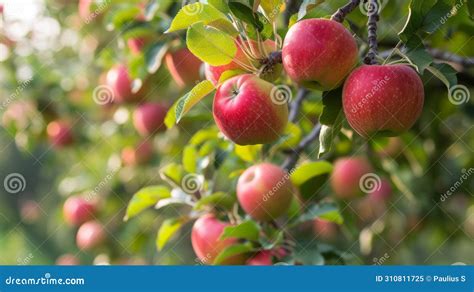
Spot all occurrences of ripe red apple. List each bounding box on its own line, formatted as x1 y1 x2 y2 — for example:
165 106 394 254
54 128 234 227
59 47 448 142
246 251 273 265
76 220 106 251
165 48 203 88
47 120 74 147
132 102 167 136
56 254 80 266
368 178 392 202
343 65 424 138
330 157 373 199
127 37 148 55
213 74 288 145
205 39 278 85
191 214 246 265
282 18 358 91
237 163 294 221
121 140 153 166
313 218 338 240
63 196 96 226
106 64 139 103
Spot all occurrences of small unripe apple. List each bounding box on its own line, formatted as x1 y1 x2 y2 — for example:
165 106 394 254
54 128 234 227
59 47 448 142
132 102 167 136
165 48 203 88
368 178 392 202
63 196 96 226
213 74 288 145
47 120 74 147
106 64 138 103
237 163 294 221
191 214 246 265
282 18 358 91
205 39 278 85
246 251 273 265
330 157 373 199
343 65 424 138
121 141 153 166
76 220 106 250
313 218 338 240
56 254 80 266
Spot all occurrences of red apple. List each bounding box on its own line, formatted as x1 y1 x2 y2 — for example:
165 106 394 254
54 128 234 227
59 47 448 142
56 254 80 266
106 64 138 103
213 74 288 145
237 163 294 221
313 218 338 240
191 214 246 265
132 102 167 136
121 140 153 166
246 251 273 265
330 157 373 199
78 0 92 20
47 120 74 147
127 37 148 55
76 220 106 250
63 196 96 226
343 65 424 138
205 39 278 85
282 18 358 91
165 48 203 88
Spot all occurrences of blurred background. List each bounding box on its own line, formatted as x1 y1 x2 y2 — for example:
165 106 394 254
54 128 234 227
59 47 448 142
0 0 473 265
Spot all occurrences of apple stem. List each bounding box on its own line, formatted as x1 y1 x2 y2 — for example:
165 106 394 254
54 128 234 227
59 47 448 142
331 0 361 23
282 123 322 171
288 88 309 123
364 0 379 65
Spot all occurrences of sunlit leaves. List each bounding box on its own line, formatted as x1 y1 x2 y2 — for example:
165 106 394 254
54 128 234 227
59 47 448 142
173 80 215 123
166 3 230 32
124 186 171 221
220 220 261 241
290 161 333 186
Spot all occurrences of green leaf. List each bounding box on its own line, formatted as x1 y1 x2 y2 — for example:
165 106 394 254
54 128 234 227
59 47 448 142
294 202 343 225
174 80 215 123
182 145 198 173
194 192 236 210
164 102 177 129
229 2 263 31
105 5 141 30
399 0 454 42
403 35 433 74
124 186 171 221
426 62 458 90
260 0 284 21
290 161 333 186
259 230 284 249
145 42 169 74
218 69 246 84
467 1 474 20
160 163 185 186
298 0 325 20
156 218 185 251
213 243 254 265
166 3 230 33
319 88 343 126
234 144 262 162
318 116 343 158
187 23 238 66
208 0 231 14
220 220 261 241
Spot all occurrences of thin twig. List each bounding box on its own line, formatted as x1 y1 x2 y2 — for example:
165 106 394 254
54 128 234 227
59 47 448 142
364 0 379 65
282 123 322 171
379 47 474 68
331 0 362 23
288 88 309 123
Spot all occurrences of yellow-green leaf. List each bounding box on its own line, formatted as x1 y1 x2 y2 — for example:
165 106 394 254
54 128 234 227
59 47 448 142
124 186 171 221
166 3 229 33
174 80 215 123
235 144 262 162
290 161 333 186
156 218 185 251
